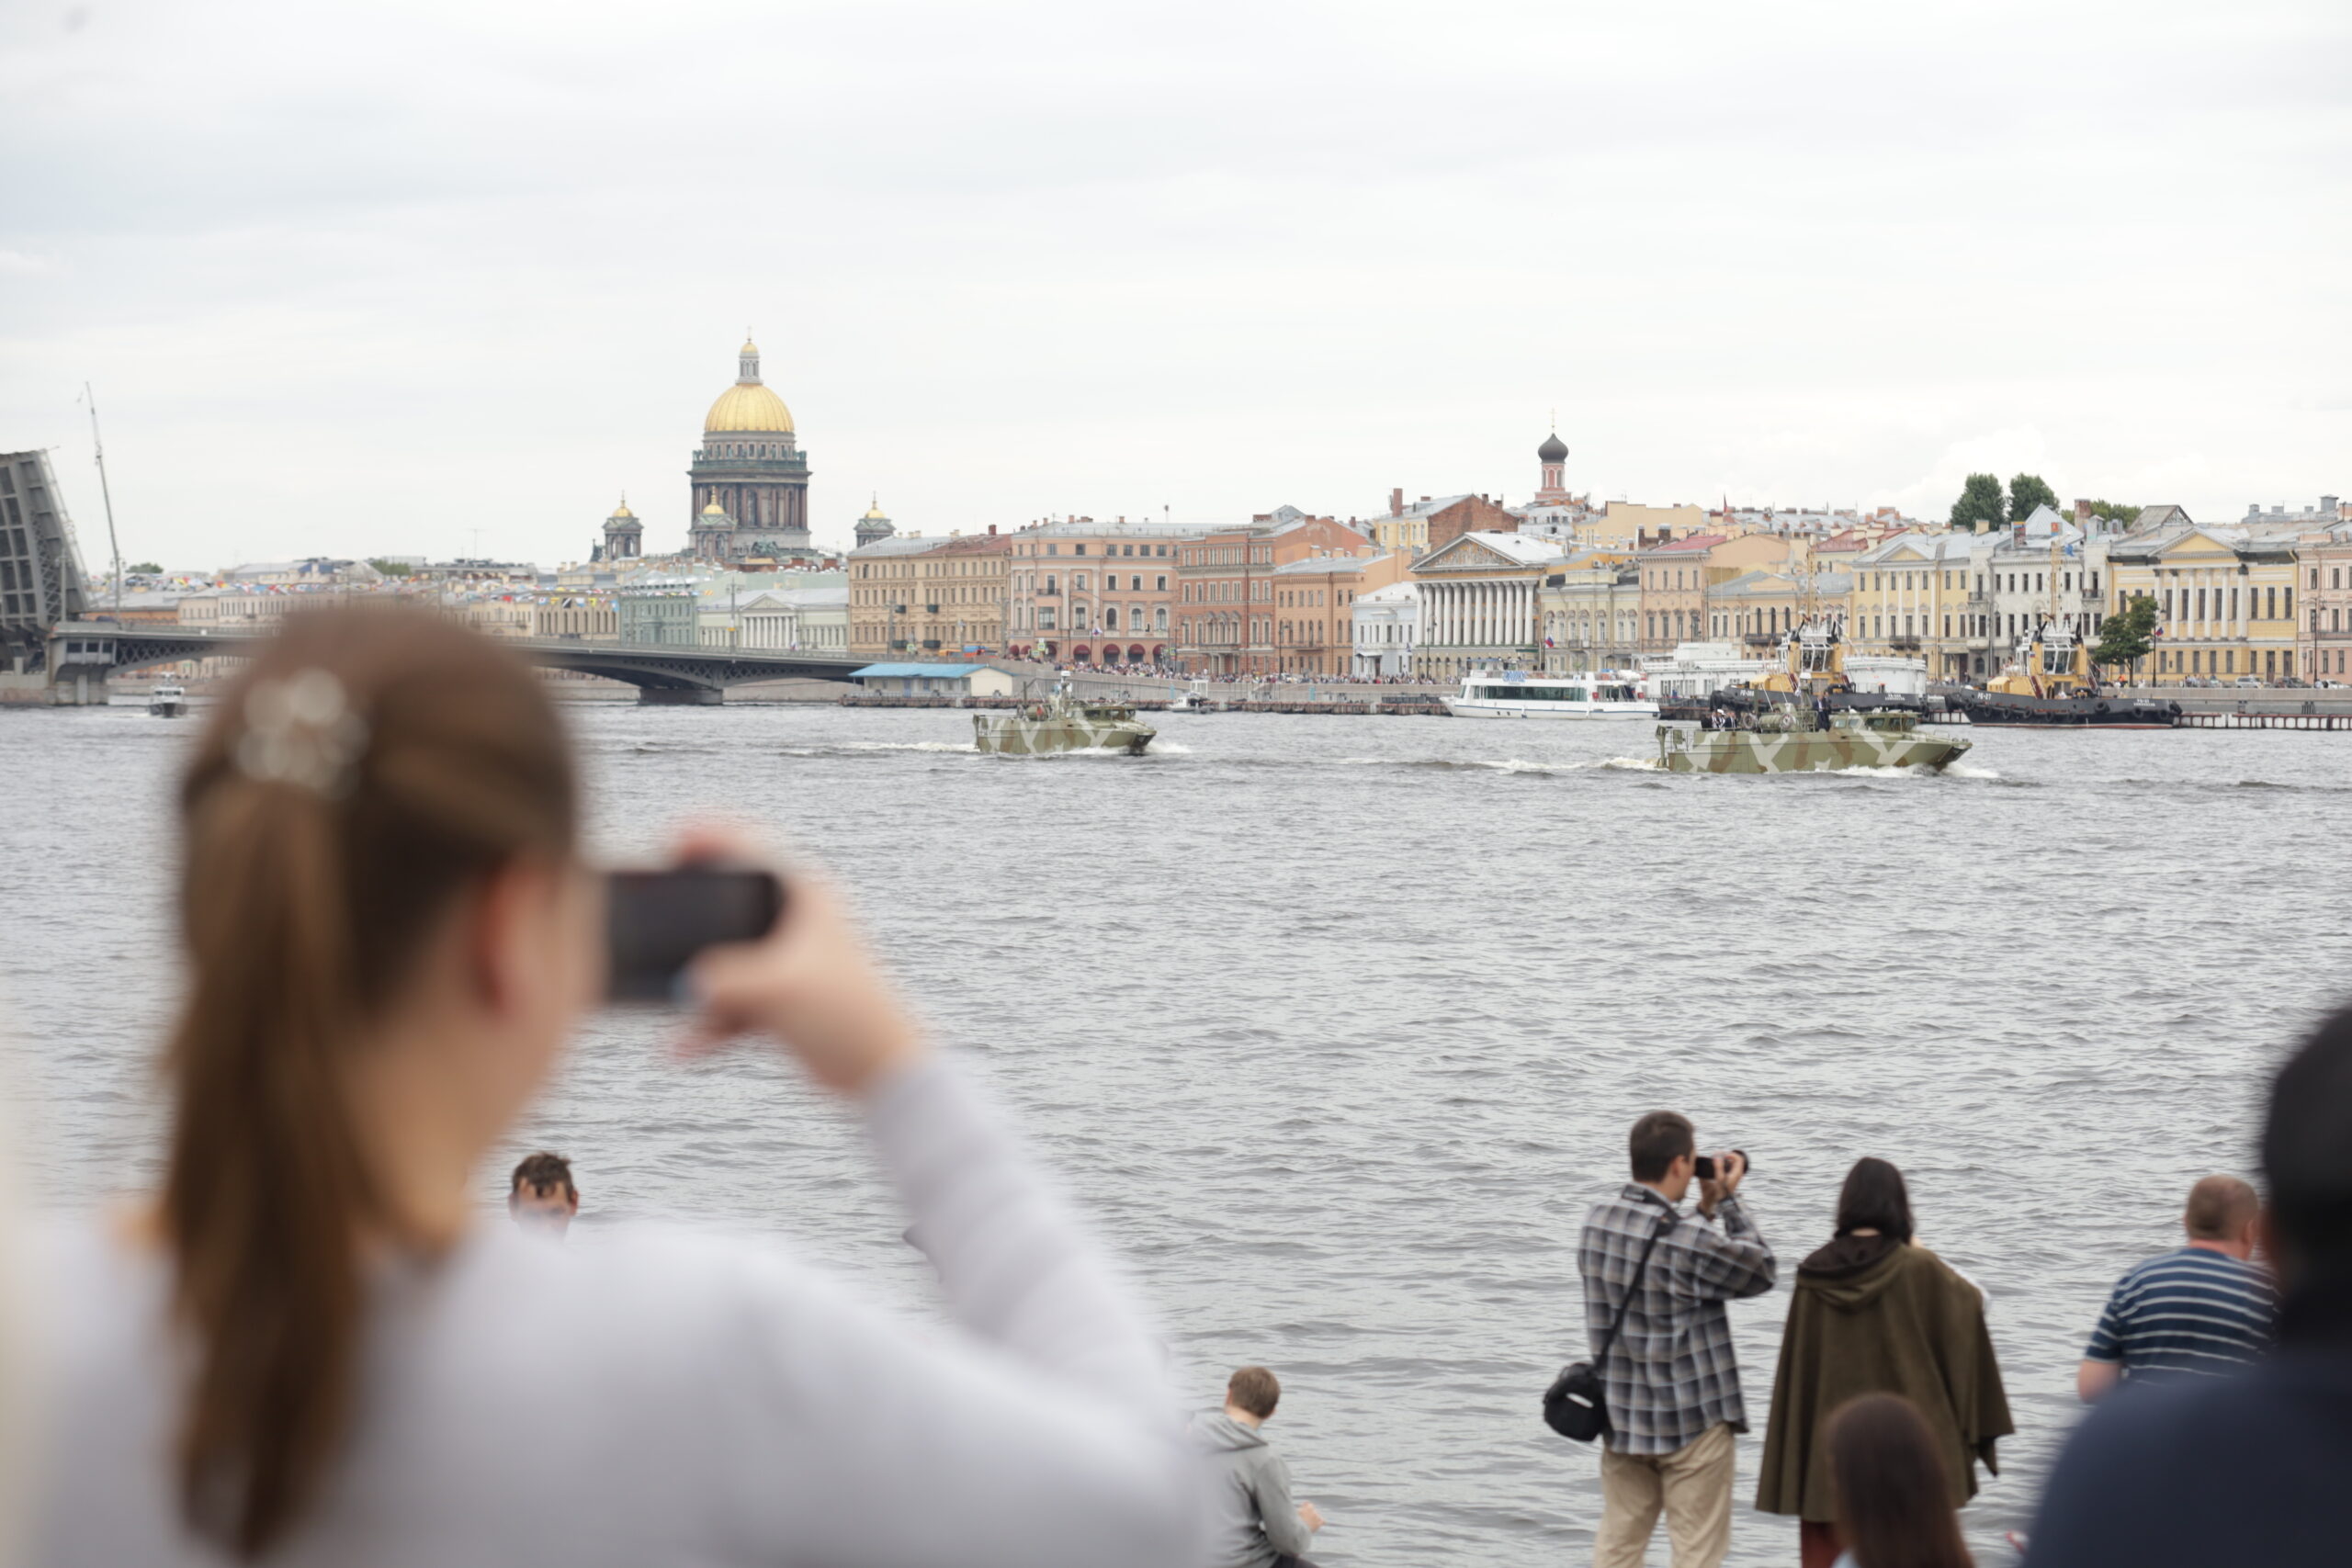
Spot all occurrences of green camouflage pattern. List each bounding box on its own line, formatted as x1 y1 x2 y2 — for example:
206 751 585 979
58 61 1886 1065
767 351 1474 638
1657 712 1970 774
973 692 1156 755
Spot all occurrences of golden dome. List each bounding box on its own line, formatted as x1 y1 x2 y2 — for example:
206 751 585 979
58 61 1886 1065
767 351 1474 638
863 496 888 520
701 502 728 516
705 335 794 433
609 499 636 520
705 380 795 434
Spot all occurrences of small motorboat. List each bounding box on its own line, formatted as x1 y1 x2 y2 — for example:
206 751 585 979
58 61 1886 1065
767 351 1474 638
149 683 188 718
1167 679 1215 714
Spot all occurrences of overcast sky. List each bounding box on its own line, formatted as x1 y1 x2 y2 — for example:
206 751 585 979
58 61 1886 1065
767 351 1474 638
3 0 2346 570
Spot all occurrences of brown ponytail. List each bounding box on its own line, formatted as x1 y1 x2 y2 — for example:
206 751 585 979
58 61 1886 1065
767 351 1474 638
164 605 576 1557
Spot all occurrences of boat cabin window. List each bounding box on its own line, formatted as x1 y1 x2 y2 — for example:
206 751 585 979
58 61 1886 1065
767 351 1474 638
1472 683 1601 703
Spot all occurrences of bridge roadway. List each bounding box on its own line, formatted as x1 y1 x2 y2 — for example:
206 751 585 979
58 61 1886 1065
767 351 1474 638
45 623 865 704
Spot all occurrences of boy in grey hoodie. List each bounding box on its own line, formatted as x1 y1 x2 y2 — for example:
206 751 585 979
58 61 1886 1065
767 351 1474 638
1191 1367 1326 1568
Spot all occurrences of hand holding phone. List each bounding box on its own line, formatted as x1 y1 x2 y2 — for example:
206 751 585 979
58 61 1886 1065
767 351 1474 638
662 827 926 1097
605 865 786 1004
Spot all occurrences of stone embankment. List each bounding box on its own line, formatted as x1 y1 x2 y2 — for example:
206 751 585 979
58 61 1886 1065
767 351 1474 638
839 693 1452 716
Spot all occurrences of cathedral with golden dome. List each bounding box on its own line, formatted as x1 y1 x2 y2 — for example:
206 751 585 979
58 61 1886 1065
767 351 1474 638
685 336 816 561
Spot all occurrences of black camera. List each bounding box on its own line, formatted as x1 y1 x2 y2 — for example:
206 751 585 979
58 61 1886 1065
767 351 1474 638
1693 1150 1749 1181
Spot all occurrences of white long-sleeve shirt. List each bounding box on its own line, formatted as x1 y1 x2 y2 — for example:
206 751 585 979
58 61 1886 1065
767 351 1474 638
26 1058 1201 1567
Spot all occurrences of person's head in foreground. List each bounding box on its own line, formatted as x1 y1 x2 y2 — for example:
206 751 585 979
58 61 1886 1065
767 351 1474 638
2262 1003 2352 1300
509 1152 579 1236
1225 1366 1279 1427
166 606 591 1553
1826 1393 1971 1568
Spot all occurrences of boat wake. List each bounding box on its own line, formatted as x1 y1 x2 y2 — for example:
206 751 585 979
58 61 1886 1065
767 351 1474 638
1814 761 2000 779
1335 756 1661 774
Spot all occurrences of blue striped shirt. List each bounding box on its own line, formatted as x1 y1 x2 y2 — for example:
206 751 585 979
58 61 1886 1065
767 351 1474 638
2084 1247 2276 1380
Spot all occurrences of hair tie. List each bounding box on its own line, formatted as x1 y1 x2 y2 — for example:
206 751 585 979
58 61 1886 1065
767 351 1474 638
233 671 368 799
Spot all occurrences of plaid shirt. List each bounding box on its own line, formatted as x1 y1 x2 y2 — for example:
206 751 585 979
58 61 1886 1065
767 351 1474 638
1577 1183 1777 1455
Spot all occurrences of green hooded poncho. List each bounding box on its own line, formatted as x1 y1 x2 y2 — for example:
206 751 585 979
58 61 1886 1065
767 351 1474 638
1754 1235 2014 1521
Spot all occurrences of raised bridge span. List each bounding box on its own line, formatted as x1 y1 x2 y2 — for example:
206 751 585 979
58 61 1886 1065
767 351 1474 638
39 623 865 704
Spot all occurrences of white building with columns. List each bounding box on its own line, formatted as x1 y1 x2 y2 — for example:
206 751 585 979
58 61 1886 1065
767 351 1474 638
1408 531 1571 681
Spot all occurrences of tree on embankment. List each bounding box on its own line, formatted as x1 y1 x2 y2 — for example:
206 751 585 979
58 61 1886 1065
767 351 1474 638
1950 474 2006 532
2008 473 2059 521
2093 594 2159 685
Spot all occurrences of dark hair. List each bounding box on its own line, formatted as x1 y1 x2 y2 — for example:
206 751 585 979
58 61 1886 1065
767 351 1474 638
164 605 576 1557
2264 1003 2352 1272
1227 1366 1281 1420
511 1151 577 1203
2183 1174 2257 1242
1836 1157 1915 1244
1629 1111 1695 1182
1827 1393 1972 1568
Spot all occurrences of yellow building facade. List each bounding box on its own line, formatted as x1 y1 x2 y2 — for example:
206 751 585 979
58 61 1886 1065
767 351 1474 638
1594 502 1708 549
2108 525 2300 683
1844 532 1982 680
848 533 1013 659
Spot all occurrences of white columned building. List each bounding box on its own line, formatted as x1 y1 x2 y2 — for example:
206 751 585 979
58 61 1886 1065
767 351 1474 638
1405 531 1571 681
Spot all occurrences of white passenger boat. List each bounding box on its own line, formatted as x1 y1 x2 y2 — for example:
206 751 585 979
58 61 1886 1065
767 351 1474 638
1443 670 1657 720
148 683 188 718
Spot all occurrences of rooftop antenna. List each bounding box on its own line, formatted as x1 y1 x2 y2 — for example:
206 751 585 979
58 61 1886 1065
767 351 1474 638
80 383 123 617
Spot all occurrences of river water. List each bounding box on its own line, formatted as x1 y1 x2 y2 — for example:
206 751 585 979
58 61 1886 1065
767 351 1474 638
4 699 2346 1566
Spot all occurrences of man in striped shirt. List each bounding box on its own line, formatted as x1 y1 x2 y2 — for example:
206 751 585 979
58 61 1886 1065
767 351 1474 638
2075 1173 2276 1401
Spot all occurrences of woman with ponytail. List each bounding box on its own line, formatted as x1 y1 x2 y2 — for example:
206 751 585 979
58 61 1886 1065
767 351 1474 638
30 605 1198 1567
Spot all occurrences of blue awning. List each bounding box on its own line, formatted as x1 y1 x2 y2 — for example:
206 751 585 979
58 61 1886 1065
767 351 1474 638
847 663 997 679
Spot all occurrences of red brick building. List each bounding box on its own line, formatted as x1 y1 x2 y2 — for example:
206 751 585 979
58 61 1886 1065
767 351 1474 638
1174 511 1378 674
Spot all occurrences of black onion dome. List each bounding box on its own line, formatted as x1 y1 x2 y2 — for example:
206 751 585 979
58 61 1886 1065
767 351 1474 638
1537 430 1569 462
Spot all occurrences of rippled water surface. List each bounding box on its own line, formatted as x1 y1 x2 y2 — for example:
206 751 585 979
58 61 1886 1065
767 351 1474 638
5 699 2349 1566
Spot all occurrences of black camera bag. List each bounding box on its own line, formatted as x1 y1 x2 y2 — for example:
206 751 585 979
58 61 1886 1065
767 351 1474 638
1544 1211 1675 1442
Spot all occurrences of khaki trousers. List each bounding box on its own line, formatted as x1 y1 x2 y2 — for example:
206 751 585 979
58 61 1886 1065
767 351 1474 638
1593 1422 1735 1568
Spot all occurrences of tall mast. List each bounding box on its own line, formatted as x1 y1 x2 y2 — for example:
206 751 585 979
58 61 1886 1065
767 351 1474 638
84 383 123 617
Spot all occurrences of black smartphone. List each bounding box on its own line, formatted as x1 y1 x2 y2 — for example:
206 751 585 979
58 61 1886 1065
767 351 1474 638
1693 1150 1749 1180
605 866 786 1004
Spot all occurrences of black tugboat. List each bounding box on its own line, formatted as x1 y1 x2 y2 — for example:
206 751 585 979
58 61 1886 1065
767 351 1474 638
1944 626 2182 729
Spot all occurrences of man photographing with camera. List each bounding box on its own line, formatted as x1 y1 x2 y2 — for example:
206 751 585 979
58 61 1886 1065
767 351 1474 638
1577 1112 1777 1568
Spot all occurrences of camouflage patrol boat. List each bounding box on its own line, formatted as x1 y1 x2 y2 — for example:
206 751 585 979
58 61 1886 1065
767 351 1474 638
972 686 1157 756
1655 620 1971 773
1657 706 1970 773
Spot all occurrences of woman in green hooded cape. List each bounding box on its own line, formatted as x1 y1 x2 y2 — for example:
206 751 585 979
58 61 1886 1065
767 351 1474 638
1756 1157 2012 1566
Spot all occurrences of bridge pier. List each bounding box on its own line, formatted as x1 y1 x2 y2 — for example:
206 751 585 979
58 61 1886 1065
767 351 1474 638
637 686 725 706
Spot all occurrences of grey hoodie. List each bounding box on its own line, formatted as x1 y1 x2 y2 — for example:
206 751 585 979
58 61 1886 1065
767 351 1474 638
1190 1411 1312 1568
